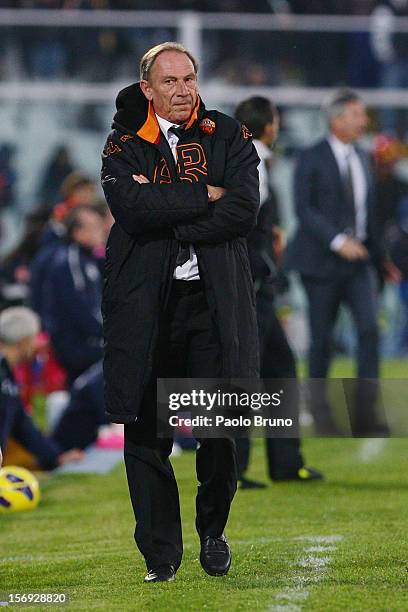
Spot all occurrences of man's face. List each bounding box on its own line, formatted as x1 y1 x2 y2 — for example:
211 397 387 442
73 210 105 250
17 336 36 363
332 101 368 143
73 184 96 206
140 50 198 125
264 114 280 147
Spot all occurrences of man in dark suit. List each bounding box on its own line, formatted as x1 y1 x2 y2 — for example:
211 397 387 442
287 89 385 435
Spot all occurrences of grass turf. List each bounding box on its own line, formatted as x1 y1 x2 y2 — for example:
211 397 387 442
1 360 407 611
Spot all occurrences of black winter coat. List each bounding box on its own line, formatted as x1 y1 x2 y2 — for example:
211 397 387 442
101 83 260 423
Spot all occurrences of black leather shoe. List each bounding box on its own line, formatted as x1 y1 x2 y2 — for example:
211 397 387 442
200 534 231 576
144 564 176 583
239 477 267 490
352 422 390 437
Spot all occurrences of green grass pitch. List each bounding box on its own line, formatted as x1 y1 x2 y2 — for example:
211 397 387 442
0 359 407 611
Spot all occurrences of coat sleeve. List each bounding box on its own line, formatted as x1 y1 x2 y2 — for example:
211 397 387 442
294 150 340 248
101 132 209 235
173 124 260 244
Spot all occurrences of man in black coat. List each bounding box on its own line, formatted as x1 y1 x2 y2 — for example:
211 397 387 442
234 96 323 486
286 89 385 435
101 42 260 583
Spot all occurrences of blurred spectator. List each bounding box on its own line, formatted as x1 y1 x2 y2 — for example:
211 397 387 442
0 1 381 87
30 172 97 329
0 306 83 470
46 204 104 383
52 360 109 451
53 172 97 221
93 199 114 241
89 199 114 279
283 0 378 13
2 0 379 9
38 145 75 209
372 133 408 233
389 198 408 273
388 199 408 353
0 208 49 310
20 24 67 79
20 1 63 6
288 0 336 12
0 144 17 211
62 0 111 7
13 330 67 407
66 28 131 83
370 0 408 137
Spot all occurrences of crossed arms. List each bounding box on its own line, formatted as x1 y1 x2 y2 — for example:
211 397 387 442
101 125 260 245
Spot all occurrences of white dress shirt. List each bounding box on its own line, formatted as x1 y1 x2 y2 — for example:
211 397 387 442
156 113 200 281
328 134 368 252
253 139 273 207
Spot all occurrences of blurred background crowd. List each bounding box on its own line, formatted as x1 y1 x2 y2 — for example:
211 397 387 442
0 1 407 87
0 2 407 470
0 1 388 11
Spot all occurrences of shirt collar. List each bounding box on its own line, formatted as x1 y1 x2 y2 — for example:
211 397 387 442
253 139 273 162
328 133 354 158
155 114 178 140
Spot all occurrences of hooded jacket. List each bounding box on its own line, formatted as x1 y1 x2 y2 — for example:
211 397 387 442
101 83 260 423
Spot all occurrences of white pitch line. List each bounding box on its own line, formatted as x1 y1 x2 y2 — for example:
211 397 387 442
0 547 129 563
0 538 284 566
235 536 285 546
270 606 302 612
297 555 331 570
295 535 343 544
358 438 387 463
268 535 344 611
303 545 336 554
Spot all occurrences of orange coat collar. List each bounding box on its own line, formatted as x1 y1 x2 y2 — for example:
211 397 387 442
137 95 201 144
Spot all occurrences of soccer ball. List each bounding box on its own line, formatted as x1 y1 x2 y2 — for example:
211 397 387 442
0 466 40 513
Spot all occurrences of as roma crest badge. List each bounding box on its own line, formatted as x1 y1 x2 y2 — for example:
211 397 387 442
241 124 252 140
199 118 216 135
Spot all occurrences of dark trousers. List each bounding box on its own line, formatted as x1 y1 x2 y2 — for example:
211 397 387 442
236 286 304 480
52 394 107 452
124 281 237 571
301 261 380 429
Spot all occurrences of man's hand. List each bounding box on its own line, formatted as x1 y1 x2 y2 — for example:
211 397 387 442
336 238 369 261
384 259 402 283
133 175 226 204
133 174 150 184
57 449 85 466
207 185 226 202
